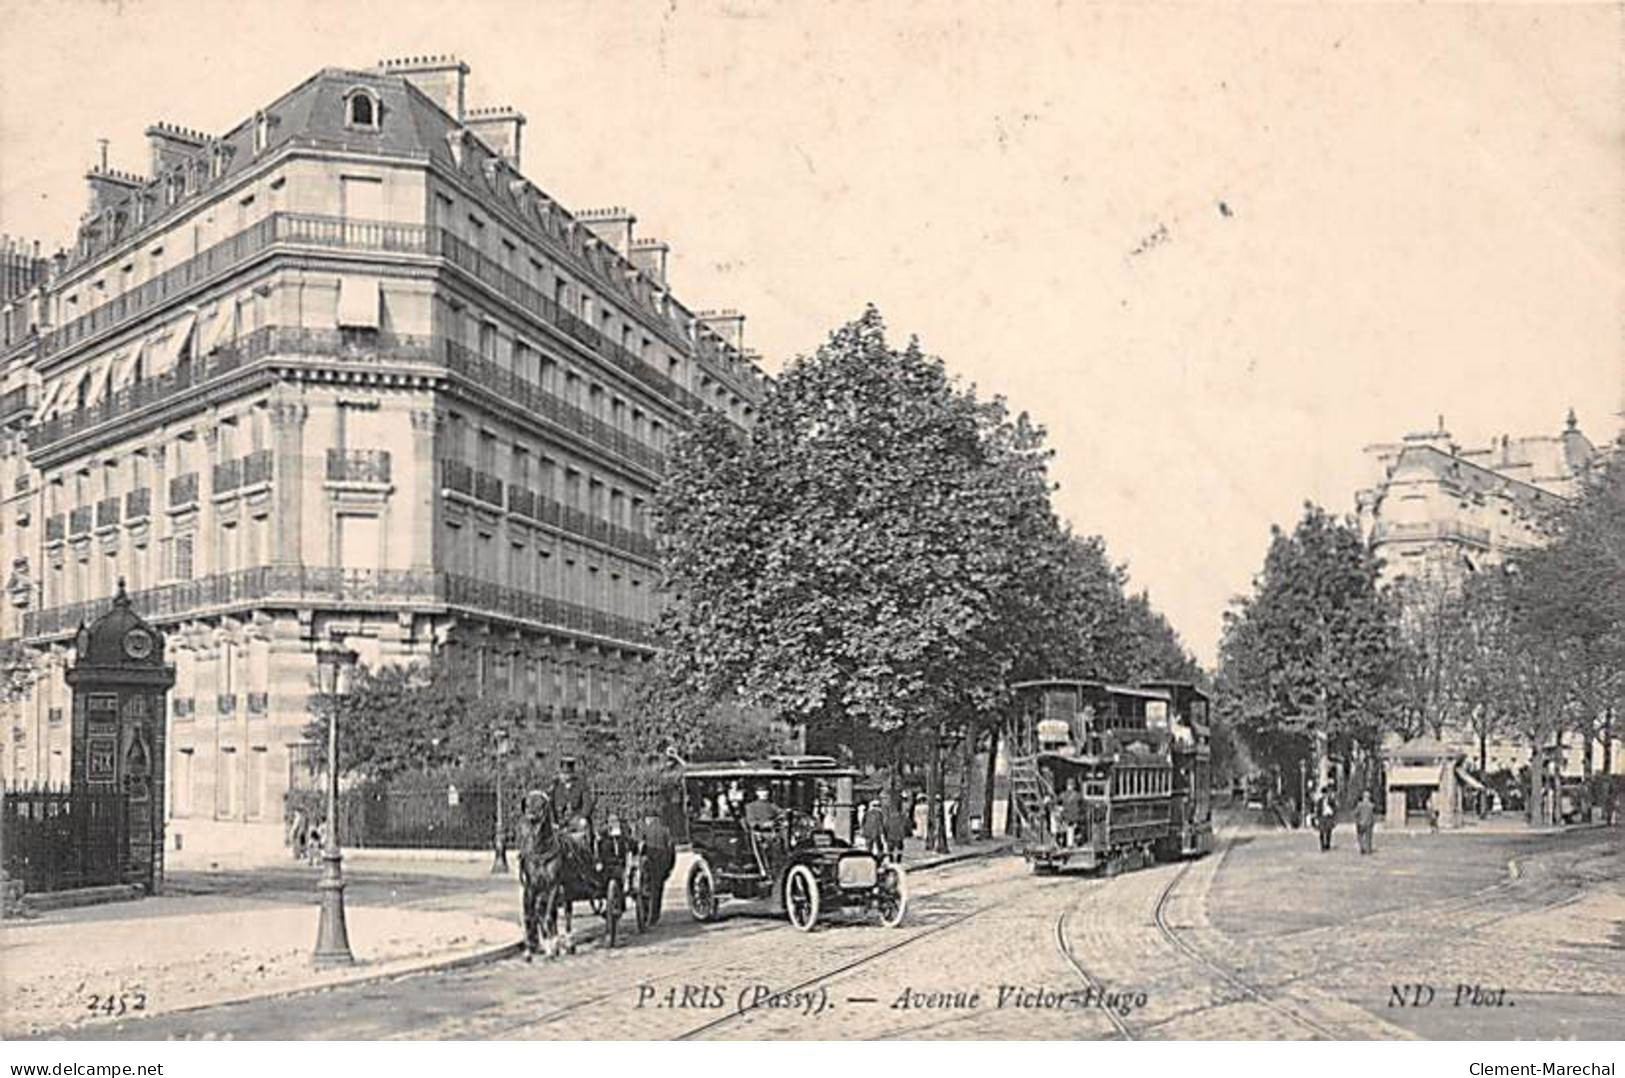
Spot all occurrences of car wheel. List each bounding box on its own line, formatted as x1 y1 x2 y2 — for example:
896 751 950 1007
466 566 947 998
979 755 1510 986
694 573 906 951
784 864 820 932
687 858 719 923
876 863 908 928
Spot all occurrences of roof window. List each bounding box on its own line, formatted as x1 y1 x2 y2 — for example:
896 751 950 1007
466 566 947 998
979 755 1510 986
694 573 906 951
344 87 382 131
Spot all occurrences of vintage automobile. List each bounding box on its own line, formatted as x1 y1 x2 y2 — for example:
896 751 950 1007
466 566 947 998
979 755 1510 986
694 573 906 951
682 756 908 931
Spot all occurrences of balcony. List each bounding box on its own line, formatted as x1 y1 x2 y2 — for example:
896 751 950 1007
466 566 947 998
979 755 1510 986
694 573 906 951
1373 519 1492 548
21 565 659 648
441 458 474 496
0 384 32 420
212 457 242 495
45 514 64 543
44 213 432 360
32 325 438 453
436 230 714 415
474 470 505 508
441 339 666 473
243 449 273 487
174 697 195 719
247 691 269 716
217 693 236 715
169 471 198 508
13 473 29 493
95 496 120 529
507 485 537 519
69 506 92 536
124 487 152 520
326 448 391 484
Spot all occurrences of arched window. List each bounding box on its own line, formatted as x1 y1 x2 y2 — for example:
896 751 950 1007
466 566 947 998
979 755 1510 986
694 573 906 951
344 88 381 131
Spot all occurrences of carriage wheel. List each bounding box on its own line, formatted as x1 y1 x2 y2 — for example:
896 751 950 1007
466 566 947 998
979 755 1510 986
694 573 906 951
876 864 908 928
785 864 820 932
686 859 719 923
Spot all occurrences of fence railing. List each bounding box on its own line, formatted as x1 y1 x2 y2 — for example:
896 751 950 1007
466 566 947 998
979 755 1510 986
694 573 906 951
44 214 432 359
168 471 198 508
326 448 391 484
22 565 658 646
69 506 92 536
96 496 120 529
2 787 130 894
124 487 151 520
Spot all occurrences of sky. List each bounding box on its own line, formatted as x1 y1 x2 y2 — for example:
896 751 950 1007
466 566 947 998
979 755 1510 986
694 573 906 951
1 1 1620 665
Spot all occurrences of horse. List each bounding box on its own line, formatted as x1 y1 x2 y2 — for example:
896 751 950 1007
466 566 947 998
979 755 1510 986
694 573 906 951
516 791 629 958
517 790 568 959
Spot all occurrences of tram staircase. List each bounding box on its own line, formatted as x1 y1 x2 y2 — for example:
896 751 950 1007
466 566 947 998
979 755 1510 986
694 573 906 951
1004 718 1056 845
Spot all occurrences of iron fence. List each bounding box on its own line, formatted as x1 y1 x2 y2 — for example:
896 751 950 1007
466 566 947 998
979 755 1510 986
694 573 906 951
2 786 129 894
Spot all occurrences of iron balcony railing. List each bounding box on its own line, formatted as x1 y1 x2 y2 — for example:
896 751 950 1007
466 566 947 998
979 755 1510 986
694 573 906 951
1372 519 1493 547
168 471 198 508
45 514 64 542
124 487 151 519
21 565 658 647
435 230 717 415
32 324 669 475
69 506 92 536
441 458 474 496
95 496 120 529
243 448 273 486
44 213 432 359
326 448 391 484
500 486 658 562
0 385 31 419
32 325 438 451
441 338 665 473
474 469 505 507
213 457 242 495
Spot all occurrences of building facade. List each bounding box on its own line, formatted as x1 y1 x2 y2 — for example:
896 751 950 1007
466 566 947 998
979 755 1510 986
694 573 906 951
1356 413 1622 781
0 56 767 839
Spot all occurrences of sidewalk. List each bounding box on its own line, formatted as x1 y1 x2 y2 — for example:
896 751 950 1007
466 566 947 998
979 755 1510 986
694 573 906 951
4 834 1011 1038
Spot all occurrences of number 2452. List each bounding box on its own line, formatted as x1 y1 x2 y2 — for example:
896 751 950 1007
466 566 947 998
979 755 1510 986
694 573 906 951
87 992 147 1017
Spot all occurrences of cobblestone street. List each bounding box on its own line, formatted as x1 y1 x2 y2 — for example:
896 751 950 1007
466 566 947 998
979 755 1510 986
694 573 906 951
40 825 1623 1041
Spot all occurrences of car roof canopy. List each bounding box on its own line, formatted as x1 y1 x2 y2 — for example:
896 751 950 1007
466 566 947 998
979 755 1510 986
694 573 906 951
682 755 860 781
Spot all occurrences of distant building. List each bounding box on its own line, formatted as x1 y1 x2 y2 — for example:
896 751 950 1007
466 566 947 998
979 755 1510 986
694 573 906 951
0 56 769 848
0 236 48 306
1358 413 1622 783
1356 412 1596 588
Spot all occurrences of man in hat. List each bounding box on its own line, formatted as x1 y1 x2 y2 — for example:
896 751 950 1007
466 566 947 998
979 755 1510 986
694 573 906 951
1315 786 1337 852
548 757 595 835
861 798 887 857
1354 790 1376 855
744 784 786 876
636 811 677 926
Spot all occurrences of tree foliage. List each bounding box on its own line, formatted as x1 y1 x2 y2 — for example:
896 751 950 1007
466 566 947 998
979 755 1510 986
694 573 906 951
306 655 533 783
1216 503 1401 773
653 307 1074 750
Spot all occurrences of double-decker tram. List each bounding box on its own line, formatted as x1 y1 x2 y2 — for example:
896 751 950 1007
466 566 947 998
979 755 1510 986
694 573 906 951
1006 679 1214 875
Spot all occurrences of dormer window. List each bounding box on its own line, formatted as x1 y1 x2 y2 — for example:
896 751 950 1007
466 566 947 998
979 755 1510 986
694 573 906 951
344 87 382 131
253 111 271 154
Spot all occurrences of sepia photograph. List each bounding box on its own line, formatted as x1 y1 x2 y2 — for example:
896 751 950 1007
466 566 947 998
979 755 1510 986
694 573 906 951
0 0 1621 1064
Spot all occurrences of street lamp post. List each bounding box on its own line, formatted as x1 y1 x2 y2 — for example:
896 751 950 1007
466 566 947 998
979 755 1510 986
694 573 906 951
312 640 360 969
491 727 510 874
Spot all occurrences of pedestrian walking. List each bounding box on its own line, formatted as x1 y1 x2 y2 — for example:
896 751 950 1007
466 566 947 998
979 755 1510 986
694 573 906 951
1354 791 1376 855
636 813 676 926
861 798 886 857
1314 788 1336 852
882 796 908 863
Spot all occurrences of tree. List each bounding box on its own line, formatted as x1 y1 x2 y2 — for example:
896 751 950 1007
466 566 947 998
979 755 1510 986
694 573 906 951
654 307 1072 853
1390 573 1469 742
1216 503 1401 804
305 655 536 784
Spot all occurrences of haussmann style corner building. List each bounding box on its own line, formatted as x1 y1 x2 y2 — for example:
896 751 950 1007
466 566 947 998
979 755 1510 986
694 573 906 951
0 55 768 851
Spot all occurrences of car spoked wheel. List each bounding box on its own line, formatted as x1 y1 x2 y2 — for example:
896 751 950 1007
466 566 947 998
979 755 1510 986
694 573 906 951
876 863 908 927
785 864 820 932
687 859 719 923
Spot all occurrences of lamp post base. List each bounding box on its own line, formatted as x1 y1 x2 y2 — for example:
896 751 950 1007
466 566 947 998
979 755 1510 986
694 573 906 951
312 848 354 969
491 846 509 874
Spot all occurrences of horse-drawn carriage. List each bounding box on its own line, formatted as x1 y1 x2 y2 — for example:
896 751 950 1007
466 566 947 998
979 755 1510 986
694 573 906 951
682 756 908 931
515 790 671 959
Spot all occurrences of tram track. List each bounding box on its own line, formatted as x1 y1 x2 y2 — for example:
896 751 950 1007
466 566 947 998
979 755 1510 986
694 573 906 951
429 856 1019 1041
1052 886 1137 1040
1148 853 1343 1040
